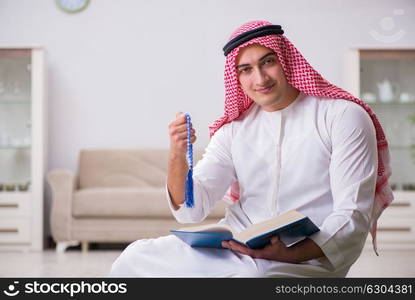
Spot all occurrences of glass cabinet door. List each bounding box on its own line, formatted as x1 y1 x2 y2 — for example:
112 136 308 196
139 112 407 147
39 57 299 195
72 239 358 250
360 50 415 190
0 47 45 251
0 49 32 193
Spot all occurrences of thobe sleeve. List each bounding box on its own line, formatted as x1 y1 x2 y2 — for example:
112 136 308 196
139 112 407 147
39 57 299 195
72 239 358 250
166 124 236 223
308 103 378 270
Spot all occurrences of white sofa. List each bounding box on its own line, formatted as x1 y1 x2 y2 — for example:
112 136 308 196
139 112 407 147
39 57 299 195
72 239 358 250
47 149 227 252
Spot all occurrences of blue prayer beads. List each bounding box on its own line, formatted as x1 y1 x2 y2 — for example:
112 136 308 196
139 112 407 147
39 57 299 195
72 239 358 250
184 113 194 208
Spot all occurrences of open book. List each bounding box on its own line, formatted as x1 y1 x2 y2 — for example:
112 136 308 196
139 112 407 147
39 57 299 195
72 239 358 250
170 209 320 249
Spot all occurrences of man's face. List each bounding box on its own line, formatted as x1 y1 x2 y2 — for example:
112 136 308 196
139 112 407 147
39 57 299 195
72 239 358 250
236 44 291 111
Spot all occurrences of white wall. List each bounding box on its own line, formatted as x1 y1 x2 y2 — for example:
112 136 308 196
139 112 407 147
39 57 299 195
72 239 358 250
1 0 414 236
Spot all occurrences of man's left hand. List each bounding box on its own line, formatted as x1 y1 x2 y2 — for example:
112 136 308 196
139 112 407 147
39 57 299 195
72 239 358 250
221 236 297 263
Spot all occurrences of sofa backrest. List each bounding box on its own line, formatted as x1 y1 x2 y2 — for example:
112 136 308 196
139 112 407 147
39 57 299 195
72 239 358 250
78 149 204 189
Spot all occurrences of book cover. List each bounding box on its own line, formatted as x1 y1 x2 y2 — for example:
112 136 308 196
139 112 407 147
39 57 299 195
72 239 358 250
170 210 320 249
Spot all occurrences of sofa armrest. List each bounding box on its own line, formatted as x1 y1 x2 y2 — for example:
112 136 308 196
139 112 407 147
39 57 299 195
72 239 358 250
47 169 77 242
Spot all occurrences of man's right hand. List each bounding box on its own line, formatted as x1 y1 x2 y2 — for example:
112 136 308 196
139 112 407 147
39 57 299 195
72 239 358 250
167 112 197 210
168 112 197 156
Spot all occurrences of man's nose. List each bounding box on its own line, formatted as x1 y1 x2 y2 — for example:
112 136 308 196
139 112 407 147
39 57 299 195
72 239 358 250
253 67 269 86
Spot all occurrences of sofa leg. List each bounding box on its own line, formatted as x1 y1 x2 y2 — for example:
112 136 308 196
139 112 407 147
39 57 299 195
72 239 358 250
56 241 80 253
81 241 89 252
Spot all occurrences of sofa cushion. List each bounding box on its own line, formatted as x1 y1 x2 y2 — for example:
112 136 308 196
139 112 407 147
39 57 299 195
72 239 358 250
78 149 204 189
72 187 227 218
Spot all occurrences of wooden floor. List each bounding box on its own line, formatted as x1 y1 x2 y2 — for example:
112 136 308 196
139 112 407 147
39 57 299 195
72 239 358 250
0 246 414 277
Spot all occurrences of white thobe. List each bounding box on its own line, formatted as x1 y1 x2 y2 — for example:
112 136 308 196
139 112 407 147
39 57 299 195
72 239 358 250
109 92 378 277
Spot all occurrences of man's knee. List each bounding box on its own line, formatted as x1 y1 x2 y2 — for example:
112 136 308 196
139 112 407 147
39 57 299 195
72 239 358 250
108 253 127 277
108 241 139 277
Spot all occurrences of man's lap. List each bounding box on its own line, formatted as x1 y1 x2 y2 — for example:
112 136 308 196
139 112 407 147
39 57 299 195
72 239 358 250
108 235 339 278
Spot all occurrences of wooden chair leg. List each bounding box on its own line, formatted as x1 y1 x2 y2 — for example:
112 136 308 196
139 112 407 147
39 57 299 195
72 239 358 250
81 241 89 252
56 241 80 253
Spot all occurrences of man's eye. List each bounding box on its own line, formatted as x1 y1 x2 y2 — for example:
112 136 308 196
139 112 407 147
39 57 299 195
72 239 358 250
264 58 275 64
239 67 251 74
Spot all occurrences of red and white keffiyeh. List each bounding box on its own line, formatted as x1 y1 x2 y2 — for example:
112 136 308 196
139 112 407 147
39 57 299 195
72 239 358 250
209 20 394 255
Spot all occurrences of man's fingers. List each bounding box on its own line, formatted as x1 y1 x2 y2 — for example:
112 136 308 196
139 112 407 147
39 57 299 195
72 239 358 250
171 124 188 134
227 241 254 256
171 126 195 137
172 115 191 127
175 131 193 140
271 236 279 244
190 135 197 143
172 112 186 125
170 112 196 145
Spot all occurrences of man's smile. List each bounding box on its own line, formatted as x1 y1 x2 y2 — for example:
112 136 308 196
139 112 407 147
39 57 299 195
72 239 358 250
255 83 276 94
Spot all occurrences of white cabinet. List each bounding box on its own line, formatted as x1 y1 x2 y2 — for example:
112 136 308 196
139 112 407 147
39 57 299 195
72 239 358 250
346 48 415 250
366 191 415 250
0 48 46 251
346 48 415 189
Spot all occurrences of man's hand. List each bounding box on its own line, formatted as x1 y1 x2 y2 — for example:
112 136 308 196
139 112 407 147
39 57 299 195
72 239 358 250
222 236 324 263
168 112 196 156
167 112 197 209
221 236 296 262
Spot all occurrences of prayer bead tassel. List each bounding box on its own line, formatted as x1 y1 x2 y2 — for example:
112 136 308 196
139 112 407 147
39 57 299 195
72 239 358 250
184 113 194 208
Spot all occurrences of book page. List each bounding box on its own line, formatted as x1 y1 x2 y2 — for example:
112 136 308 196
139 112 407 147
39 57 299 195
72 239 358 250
234 210 304 243
175 223 235 235
279 235 306 247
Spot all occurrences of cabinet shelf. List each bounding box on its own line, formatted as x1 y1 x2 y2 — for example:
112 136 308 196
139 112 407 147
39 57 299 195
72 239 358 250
0 146 31 150
0 100 31 104
389 145 415 150
0 191 31 197
368 102 415 106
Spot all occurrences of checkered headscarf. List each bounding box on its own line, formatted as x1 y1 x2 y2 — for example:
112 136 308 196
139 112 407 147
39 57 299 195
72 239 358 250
209 20 394 255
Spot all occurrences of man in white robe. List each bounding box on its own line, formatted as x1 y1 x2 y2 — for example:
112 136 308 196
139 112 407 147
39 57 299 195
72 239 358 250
109 20 393 278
